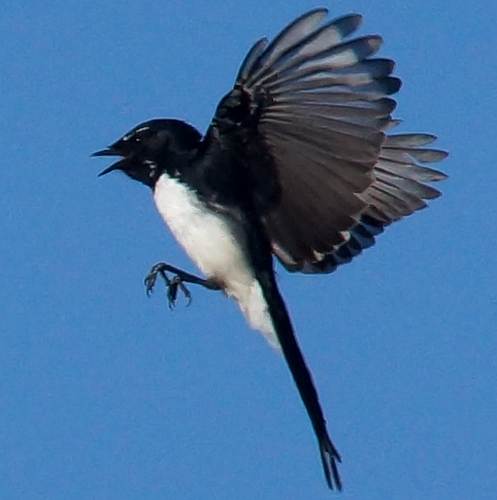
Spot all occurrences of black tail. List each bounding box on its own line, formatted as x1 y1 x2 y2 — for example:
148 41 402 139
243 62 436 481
256 269 342 490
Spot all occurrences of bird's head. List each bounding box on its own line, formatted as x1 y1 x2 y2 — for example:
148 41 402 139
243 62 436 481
93 119 201 188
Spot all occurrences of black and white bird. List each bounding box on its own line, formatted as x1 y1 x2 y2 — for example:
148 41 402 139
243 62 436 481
93 8 447 490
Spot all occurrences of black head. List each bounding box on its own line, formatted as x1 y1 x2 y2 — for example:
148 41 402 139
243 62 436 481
93 119 202 188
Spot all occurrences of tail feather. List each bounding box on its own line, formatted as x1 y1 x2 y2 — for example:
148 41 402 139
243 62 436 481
320 434 342 491
255 269 342 490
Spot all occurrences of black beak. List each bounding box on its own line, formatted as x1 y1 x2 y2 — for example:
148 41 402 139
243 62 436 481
92 147 128 177
92 148 118 157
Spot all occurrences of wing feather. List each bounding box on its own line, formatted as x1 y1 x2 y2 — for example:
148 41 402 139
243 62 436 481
210 9 447 273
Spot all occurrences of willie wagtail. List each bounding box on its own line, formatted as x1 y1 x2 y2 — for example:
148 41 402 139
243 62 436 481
93 8 447 490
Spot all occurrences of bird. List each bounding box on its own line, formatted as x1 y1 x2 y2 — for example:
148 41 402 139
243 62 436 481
93 7 447 491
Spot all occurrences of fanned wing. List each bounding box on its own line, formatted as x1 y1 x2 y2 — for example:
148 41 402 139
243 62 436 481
210 8 447 273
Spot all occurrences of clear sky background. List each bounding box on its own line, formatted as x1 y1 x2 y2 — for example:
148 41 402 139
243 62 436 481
2 1 496 499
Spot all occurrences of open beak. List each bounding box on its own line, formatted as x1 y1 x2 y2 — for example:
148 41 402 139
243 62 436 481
92 147 128 177
92 148 118 157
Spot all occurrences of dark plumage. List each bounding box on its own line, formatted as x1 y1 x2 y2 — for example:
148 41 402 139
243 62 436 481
94 8 447 490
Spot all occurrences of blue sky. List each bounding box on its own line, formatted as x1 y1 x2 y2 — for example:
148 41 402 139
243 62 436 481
2 1 496 499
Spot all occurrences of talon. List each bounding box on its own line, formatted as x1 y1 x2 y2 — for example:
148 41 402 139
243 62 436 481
144 264 170 297
145 279 155 297
167 276 191 308
167 281 179 309
178 280 192 306
144 273 157 296
144 261 221 308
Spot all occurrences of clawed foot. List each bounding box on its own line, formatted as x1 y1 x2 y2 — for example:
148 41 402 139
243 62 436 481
144 262 221 309
144 263 191 308
167 275 192 307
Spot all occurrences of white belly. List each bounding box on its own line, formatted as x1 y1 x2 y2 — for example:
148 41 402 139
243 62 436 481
153 174 278 347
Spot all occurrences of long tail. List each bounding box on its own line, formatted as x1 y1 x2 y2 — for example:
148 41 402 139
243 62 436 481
256 269 342 490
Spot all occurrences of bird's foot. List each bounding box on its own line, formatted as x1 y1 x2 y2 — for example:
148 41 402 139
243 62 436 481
144 263 192 308
144 262 221 308
165 274 192 308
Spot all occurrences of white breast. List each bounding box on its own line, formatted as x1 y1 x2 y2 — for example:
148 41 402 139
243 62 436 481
153 174 279 347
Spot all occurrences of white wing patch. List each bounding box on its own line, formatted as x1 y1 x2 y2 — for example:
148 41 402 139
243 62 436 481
153 174 279 348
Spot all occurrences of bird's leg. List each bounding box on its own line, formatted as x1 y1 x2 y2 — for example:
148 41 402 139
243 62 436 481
144 262 221 308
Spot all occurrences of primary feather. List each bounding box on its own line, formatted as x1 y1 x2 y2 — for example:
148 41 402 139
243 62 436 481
219 8 447 273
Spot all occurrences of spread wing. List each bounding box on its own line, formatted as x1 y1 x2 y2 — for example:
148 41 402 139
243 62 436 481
209 8 447 273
